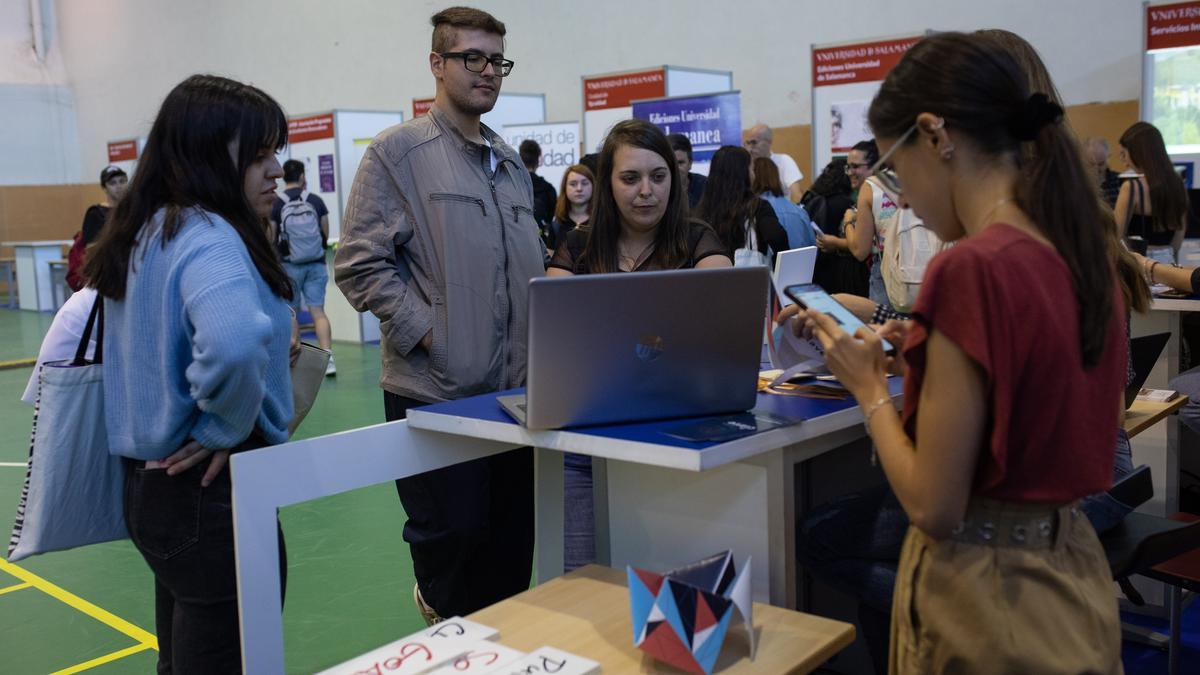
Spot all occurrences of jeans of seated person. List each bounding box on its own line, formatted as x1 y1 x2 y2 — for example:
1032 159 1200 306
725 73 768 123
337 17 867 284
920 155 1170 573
1170 365 1200 436
796 428 1135 675
564 453 596 571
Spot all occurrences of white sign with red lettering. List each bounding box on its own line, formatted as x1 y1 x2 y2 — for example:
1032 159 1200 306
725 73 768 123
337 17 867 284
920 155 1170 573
424 642 526 674
316 618 499 675
486 647 600 675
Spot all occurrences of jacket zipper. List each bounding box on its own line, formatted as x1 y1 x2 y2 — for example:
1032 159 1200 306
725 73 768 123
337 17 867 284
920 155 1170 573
428 192 487 216
483 148 514 389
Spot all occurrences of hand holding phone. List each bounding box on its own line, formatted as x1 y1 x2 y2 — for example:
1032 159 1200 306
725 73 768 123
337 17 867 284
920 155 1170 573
783 284 895 354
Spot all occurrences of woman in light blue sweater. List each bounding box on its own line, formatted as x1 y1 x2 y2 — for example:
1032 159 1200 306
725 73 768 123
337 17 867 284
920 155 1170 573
84 74 295 673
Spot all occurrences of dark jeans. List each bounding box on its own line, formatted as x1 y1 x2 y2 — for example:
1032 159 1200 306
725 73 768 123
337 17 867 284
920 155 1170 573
123 451 286 675
385 392 534 617
563 453 596 572
797 429 1135 674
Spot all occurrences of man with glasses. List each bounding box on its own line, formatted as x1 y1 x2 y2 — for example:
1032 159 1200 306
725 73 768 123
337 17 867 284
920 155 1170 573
744 124 805 203
335 6 543 625
1085 137 1121 207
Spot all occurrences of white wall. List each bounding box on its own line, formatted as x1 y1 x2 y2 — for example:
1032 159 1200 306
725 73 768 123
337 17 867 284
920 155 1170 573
1 0 80 184
46 0 1147 177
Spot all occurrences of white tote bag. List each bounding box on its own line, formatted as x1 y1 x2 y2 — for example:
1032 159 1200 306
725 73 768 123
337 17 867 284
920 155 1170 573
7 297 126 562
734 217 768 268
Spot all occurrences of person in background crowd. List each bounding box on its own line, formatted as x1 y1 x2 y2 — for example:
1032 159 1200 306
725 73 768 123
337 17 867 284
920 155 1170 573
1117 121 1189 264
744 123 805 203
667 132 707 209
786 31 1126 674
547 119 730 570
1086 137 1122 207
807 158 869 296
335 6 544 625
752 156 815 250
544 163 594 252
66 165 128 291
816 140 897 307
271 159 336 375
83 74 298 674
521 139 557 227
696 145 788 267
579 152 599 177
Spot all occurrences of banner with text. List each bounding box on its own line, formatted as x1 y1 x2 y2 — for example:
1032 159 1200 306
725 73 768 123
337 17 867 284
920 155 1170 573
501 121 581 194
812 37 920 87
413 98 435 117
632 91 741 165
107 139 138 162
584 69 666 111
288 113 335 143
1148 1 1200 50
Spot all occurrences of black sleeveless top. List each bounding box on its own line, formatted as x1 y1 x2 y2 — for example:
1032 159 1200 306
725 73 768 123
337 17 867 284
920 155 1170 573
548 221 729 274
1126 178 1174 247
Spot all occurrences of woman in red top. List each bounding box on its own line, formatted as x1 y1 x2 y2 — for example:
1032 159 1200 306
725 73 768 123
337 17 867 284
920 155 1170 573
786 32 1125 673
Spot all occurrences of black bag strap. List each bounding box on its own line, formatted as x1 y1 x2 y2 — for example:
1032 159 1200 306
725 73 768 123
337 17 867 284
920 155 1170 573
73 294 104 366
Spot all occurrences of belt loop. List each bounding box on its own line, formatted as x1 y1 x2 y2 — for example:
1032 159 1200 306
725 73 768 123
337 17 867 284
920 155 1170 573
1052 503 1073 550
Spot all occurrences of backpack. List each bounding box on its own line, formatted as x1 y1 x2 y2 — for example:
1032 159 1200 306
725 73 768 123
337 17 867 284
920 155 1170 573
277 190 324 263
66 231 87 291
880 208 949 313
734 217 768 268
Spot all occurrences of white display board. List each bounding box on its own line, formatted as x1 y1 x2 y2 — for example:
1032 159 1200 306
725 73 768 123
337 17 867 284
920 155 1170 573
1142 2 1200 178
810 34 924 177
481 92 546 136
282 109 403 344
501 121 581 194
582 66 732 154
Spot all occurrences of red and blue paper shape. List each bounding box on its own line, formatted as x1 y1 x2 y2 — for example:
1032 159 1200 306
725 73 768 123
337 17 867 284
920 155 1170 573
627 551 755 674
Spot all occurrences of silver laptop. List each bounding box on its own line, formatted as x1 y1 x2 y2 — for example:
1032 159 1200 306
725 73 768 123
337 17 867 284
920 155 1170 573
499 267 770 429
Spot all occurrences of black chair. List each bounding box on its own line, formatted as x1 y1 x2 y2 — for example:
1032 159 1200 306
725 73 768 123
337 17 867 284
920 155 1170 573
1101 465 1200 675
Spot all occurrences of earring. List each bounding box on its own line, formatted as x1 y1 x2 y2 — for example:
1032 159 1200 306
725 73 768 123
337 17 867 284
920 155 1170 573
940 144 955 160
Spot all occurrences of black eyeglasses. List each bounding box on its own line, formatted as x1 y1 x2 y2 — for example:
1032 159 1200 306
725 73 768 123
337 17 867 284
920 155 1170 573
440 52 515 77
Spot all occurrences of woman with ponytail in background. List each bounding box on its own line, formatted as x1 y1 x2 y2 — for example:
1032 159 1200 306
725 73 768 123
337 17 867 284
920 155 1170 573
786 32 1125 673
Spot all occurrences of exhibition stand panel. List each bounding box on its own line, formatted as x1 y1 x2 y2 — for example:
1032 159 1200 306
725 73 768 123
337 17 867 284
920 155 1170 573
1143 1 1200 184
582 66 733 154
810 34 923 175
283 109 404 343
633 90 741 175
104 137 144 177
413 92 547 135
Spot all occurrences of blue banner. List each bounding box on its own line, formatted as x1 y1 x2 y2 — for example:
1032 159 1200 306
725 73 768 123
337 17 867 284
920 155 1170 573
632 91 741 164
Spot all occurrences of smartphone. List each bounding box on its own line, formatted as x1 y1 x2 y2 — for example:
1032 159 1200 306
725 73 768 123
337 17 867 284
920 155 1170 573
783 283 894 354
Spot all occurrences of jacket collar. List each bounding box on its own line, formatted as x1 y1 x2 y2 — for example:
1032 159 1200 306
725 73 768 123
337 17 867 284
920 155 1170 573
428 103 519 166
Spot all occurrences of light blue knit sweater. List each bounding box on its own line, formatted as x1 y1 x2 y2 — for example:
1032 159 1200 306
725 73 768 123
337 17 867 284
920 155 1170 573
103 207 293 459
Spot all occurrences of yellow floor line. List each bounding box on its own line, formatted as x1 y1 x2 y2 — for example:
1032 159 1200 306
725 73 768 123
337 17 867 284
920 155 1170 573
0 357 35 370
49 643 155 675
0 581 31 595
0 559 157 649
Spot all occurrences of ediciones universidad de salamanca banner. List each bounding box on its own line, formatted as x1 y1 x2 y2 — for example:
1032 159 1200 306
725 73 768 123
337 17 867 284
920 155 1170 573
632 91 741 166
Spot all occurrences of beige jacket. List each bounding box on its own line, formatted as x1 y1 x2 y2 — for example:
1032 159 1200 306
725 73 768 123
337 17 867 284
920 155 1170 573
335 105 545 402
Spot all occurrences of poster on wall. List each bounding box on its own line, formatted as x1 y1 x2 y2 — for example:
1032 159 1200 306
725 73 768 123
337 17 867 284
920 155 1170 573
1144 1 1200 155
583 68 667 152
631 91 741 169
413 98 435 118
501 121 580 192
811 34 922 175
106 137 144 177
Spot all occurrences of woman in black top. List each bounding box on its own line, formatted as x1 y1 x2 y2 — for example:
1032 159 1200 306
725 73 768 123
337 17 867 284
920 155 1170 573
543 163 594 253
548 120 730 276
1116 122 1188 263
695 146 788 266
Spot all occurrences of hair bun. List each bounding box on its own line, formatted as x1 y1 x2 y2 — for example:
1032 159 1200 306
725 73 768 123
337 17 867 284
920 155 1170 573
1009 93 1063 141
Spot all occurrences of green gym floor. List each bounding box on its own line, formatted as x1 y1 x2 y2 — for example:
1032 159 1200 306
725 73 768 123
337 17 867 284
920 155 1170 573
0 307 428 673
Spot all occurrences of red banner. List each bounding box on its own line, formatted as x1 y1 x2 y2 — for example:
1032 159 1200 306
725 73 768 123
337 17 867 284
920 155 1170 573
583 69 666 111
1147 1 1200 50
288 113 335 143
413 98 435 117
812 37 921 87
107 140 138 162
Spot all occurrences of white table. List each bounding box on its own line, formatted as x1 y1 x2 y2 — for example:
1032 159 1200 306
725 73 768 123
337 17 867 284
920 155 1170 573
1 240 72 311
229 381 901 673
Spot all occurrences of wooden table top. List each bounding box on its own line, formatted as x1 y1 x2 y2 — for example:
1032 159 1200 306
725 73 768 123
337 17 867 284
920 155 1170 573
468 565 855 674
1124 396 1188 439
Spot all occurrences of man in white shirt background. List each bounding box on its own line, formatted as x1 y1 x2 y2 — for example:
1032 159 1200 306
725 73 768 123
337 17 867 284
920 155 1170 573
744 123 804 204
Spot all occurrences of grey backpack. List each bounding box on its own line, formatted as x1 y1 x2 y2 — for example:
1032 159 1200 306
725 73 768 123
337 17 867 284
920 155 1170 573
277 191 324 263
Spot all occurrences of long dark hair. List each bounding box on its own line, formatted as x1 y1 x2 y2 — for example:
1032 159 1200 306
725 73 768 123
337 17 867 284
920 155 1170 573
869 32 1114 366
85 74 292 301
809 159 852 198
579 120 691 273
751 156 784 197
697 146 759 252
1121 122 1188 234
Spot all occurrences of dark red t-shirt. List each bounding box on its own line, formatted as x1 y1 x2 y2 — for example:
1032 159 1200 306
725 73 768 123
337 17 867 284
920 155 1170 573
901 223 1126 503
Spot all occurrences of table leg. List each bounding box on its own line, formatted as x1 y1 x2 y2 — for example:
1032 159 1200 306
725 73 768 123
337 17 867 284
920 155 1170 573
535 446 564 583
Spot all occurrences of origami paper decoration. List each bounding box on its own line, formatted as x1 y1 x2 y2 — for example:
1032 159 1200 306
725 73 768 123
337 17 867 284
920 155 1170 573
627 551 755 674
